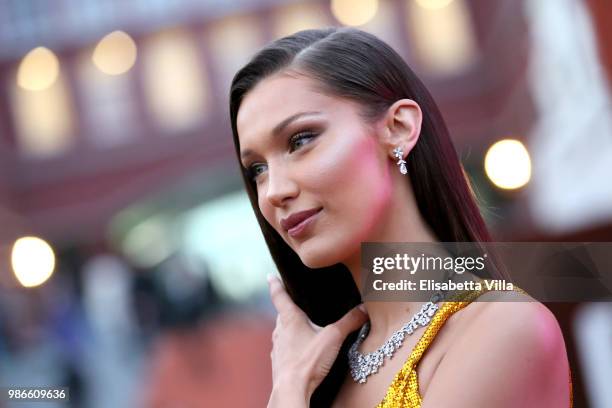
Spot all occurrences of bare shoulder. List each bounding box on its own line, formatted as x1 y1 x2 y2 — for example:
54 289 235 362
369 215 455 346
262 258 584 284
465 289 566 359
421 289 571 407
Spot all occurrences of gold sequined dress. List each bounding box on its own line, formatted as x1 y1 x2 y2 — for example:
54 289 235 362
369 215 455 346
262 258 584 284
375 284 574 407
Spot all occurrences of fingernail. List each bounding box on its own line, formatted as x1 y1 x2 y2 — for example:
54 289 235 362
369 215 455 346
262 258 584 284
266 273 276 284
357 304 367 314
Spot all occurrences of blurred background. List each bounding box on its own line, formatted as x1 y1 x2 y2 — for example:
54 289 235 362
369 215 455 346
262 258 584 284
0 0 611 407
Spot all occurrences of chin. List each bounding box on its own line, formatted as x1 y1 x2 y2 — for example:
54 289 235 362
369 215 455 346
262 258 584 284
297 239 355 269
299 252 332 269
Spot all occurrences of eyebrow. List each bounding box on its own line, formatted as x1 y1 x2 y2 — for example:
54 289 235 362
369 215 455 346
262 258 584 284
240 111 323 162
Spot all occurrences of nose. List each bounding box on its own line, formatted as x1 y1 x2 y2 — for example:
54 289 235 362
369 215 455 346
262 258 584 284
265 164 298 208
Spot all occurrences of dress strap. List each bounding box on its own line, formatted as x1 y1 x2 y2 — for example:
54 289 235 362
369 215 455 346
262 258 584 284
377 285 494 407
410 282 530 366
407 286 491 367
377 282 578 408
377 281 527 407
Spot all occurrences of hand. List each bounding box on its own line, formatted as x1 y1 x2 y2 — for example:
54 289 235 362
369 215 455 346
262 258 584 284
267 274 368 404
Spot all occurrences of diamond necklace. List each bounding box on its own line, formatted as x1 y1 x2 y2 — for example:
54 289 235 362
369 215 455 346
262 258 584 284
348 292 444 384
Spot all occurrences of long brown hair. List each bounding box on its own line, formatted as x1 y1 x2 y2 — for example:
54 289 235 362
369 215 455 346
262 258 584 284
229 27 500 406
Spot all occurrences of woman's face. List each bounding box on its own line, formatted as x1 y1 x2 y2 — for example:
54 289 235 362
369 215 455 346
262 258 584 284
237 72 394 269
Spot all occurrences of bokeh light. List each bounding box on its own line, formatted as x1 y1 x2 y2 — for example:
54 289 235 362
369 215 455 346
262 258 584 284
331 0 379 26
142 28 208 131
17 47 60 91
484 139 532 190
408 0 476 76
92 30 137 75
415 0 454 10
273 2 329 39
11 236 56 288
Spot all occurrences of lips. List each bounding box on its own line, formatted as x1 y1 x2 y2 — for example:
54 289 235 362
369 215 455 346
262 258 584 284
280 208 322 231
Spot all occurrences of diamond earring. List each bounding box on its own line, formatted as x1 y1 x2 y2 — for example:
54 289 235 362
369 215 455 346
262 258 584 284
393 147 407 175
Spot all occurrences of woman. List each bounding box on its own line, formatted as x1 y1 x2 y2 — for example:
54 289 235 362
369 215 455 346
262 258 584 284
229 27 572 407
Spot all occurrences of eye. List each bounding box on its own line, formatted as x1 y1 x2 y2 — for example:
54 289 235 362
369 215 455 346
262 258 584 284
289 131 317 153
247 163 267 182
246 130 319 182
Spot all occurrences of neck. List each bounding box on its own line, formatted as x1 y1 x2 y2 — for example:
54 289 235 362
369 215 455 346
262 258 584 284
342 177 441 348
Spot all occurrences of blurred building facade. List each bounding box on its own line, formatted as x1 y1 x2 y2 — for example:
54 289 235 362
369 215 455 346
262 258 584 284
0 0 610 248
0 0 611 407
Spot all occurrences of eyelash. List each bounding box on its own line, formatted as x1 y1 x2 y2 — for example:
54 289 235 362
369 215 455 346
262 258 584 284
247 131 318 181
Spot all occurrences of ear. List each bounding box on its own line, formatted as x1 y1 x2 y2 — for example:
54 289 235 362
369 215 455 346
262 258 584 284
378 99 422 162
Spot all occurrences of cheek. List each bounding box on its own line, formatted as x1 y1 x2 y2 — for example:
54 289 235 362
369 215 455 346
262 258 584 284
257 193 277 232
316 132 393 235
348 153 392 237
313 129 382 185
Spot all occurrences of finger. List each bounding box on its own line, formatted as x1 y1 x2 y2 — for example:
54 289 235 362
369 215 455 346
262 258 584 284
267 274 302 318
324 304 369 343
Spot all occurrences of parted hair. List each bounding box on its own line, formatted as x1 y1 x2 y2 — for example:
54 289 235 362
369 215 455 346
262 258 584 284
229 27 502 407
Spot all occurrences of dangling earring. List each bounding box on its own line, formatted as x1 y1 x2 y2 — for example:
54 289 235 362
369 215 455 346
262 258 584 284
393 147 407 175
